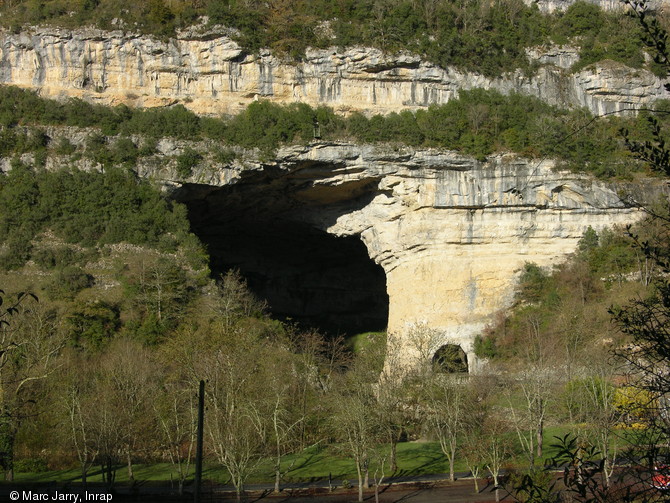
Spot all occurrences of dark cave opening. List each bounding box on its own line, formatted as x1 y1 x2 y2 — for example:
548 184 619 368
188 215 389 338
433 344 469 373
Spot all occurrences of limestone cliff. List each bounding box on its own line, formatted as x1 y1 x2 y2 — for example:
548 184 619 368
0 27 666 118
167 142 648 369
528 0 668 12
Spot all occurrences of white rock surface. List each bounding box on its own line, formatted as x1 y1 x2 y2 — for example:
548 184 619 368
0 27 667 117
177 142 651 369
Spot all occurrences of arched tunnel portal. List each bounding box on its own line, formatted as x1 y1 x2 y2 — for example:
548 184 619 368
174 179 389 338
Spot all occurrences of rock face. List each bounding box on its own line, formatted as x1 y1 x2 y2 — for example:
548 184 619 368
528 0 669 12
172 142 648 369
0 27 667 117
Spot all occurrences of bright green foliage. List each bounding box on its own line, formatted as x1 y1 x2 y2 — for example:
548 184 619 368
473 333 498 359
223 101 333 153
517 263 554 304
32 246 84 270
577 227 637 277
578 226 599 253
554 2 645 71
111 137 140 167
52 137 77 156
120 105 201 139
0 166 197 268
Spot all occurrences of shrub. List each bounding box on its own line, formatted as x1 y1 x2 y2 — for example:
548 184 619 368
175 147 202 177
14 458 49 473
53 137 77 156
45 265 94 300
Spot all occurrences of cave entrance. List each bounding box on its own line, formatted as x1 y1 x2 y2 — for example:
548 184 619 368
191 216 389 338
433 344 469 373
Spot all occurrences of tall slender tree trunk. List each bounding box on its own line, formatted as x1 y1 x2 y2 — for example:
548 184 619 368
274 463 281 493
356 460 364 502
81 462 88 488
127 450 134 481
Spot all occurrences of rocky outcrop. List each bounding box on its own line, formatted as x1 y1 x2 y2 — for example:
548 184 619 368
0 27 666 117
170 142 650 369
528 0 669 12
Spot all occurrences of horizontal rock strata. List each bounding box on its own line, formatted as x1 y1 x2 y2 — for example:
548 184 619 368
0 27 666 117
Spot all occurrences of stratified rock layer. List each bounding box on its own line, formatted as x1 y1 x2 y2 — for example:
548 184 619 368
172 143 647 368
0 27 666 117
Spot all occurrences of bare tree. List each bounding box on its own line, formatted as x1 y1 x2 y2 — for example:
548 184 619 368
567 359 621 489
0 298 64 481
426 376 470 481
60 353 99 487
332 342 387 503
482 416 513 503
504 312 558 467
100 338 158 482
154 379 196 495
198 330 271 502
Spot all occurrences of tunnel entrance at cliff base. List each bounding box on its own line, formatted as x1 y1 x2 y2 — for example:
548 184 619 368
433 344 469 373
187 215 389 338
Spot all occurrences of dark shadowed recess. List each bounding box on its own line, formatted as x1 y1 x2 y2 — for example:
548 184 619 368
180 182 389 338
433 344 469 373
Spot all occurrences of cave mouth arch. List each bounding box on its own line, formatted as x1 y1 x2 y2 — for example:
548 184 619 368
433 344 469 373
191 216 389 338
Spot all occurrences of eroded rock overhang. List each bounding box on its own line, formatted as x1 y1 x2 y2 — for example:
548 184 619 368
172 142 647 367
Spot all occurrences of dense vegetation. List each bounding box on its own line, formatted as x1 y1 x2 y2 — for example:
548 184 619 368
0 0 661 77
0 164 205 270
0 84 663 177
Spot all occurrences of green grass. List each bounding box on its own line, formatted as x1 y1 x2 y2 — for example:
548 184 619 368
346 331 386 354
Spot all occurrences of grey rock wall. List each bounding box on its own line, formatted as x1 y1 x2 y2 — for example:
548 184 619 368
0 27 666 117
